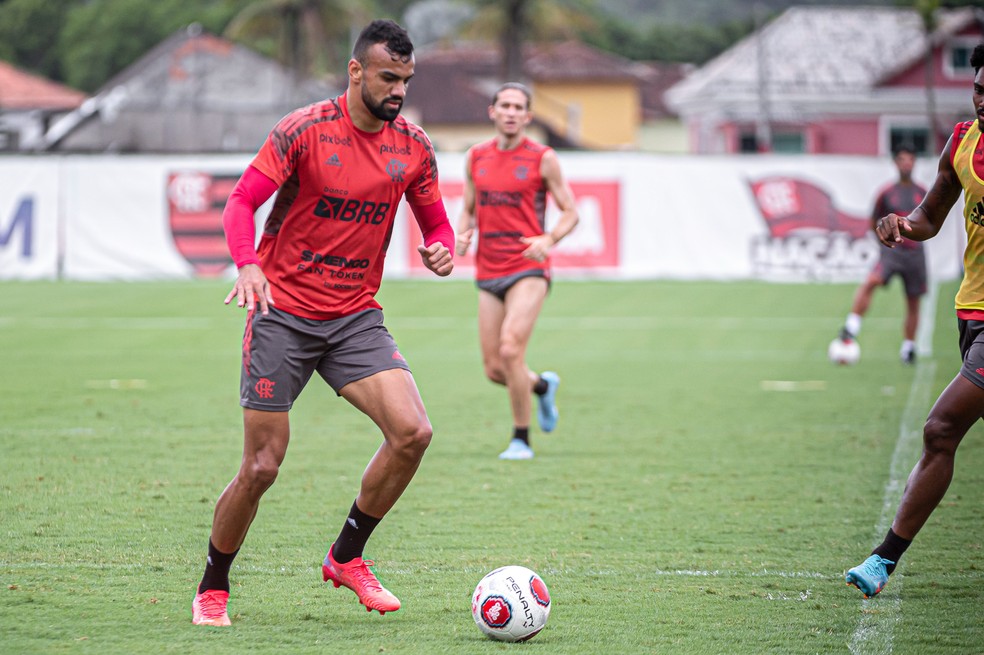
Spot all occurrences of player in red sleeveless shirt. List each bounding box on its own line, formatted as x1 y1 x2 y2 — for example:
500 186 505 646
456 83 578 460
192 20 453 626
835 145 927 364
846 42 984 600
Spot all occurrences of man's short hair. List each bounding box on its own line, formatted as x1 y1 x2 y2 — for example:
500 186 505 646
353 19 413 66
492 82 533 110
971 43 984 72
893 143 916 157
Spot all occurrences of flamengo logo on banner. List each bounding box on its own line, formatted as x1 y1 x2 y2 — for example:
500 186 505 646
749 177 878 282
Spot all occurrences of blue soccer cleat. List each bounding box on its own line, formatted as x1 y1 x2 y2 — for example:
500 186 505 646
845 554 894 598
536 371 560 433
499 438 534 460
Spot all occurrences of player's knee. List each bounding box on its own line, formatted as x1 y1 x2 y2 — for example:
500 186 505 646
393 420 432 459
242 455 280 493
922 415 961 457
498 338 525 365
482 357 505 384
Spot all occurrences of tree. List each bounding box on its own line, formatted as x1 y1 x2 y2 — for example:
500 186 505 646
55 0 249 93
222 0 372 79
0 0 76 82
458 0 597 81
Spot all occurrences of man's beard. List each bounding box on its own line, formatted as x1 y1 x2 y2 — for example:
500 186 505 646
363 86 402 122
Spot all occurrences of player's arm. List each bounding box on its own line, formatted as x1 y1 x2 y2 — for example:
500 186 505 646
877 136 961 247
521 149 579 262
222 165 279 313
456 148 477 257
410 199 454 277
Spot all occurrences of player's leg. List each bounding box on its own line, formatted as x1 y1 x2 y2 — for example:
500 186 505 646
477 290 508 386
194 409 290 625
901 294 921 363
847 373 984 597
322 368 432 613
899 251 927 364
842 266 884 339
194 307 317 625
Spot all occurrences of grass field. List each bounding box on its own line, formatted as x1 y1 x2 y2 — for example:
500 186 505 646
1 278 982 654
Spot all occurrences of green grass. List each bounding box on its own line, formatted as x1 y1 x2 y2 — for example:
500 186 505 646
1 278 982 654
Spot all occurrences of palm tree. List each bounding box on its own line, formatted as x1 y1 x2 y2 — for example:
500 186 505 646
223 0 371 80
460 0 596 81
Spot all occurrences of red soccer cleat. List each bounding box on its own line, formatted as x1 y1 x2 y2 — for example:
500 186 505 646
322 544 401 615
192 589 232 626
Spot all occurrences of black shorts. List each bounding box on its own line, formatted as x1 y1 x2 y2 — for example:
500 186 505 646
240 307 410 411
958 319 984 390
476 270 550 301
874 246 927 298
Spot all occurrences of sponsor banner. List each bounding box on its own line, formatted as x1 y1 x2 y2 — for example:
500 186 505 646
0 159 60 280
0 153 966 283
403 179 621 277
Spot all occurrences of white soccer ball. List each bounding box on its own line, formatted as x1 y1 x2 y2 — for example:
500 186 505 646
828 337 861 365
471 565 551 642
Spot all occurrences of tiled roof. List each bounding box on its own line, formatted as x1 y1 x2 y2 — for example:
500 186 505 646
408 40 645 125
666 6 980 111
0 60 86 111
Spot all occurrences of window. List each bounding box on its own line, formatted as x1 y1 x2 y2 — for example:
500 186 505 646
944 39 977 78
889 127 930 156
772 132 805 154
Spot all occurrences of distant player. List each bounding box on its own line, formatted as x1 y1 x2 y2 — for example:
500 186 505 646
835 145 927 364
456 83 578 460
845 42 984 598
191 20 454 626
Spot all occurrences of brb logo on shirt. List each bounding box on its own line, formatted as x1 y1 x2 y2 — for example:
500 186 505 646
314 195 390 225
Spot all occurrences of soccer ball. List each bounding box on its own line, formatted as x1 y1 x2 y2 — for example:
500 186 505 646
828 337 861 365
471 566 551 642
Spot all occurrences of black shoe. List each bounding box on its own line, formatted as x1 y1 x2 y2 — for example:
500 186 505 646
901 349 916 365
839 327 856 342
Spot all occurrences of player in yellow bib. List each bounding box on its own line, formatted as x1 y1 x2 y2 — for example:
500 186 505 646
846 42 984 598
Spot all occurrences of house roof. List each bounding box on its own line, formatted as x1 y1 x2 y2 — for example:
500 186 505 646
408 40 648 126
43 24 337 151
665 6 983 116
0 60 86 111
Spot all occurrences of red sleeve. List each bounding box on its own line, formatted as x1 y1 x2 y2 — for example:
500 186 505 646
409 200 455 253
223 165 280 268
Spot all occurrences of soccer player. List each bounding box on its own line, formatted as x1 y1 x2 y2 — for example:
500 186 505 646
845 42 984 598
191 19 454 626
834 145 927 364
455 83 578 460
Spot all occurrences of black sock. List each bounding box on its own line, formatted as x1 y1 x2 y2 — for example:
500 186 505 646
533 377 548 395
872 528 912 575
198 539 239 594
513 426 530 445
332 501 382 564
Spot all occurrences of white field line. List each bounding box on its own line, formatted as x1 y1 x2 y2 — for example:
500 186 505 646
849 283 940 655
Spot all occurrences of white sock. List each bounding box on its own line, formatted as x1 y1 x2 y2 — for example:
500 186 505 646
845 313 862 337
901 340 915 356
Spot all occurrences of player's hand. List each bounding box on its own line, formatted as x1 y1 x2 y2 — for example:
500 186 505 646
224 263 274 314
418 242 454 277
875 213 912 248
520 234 554 262
455 228 474 257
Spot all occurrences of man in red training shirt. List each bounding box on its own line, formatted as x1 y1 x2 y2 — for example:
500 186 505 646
192 19 453 626
456 83 578 460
